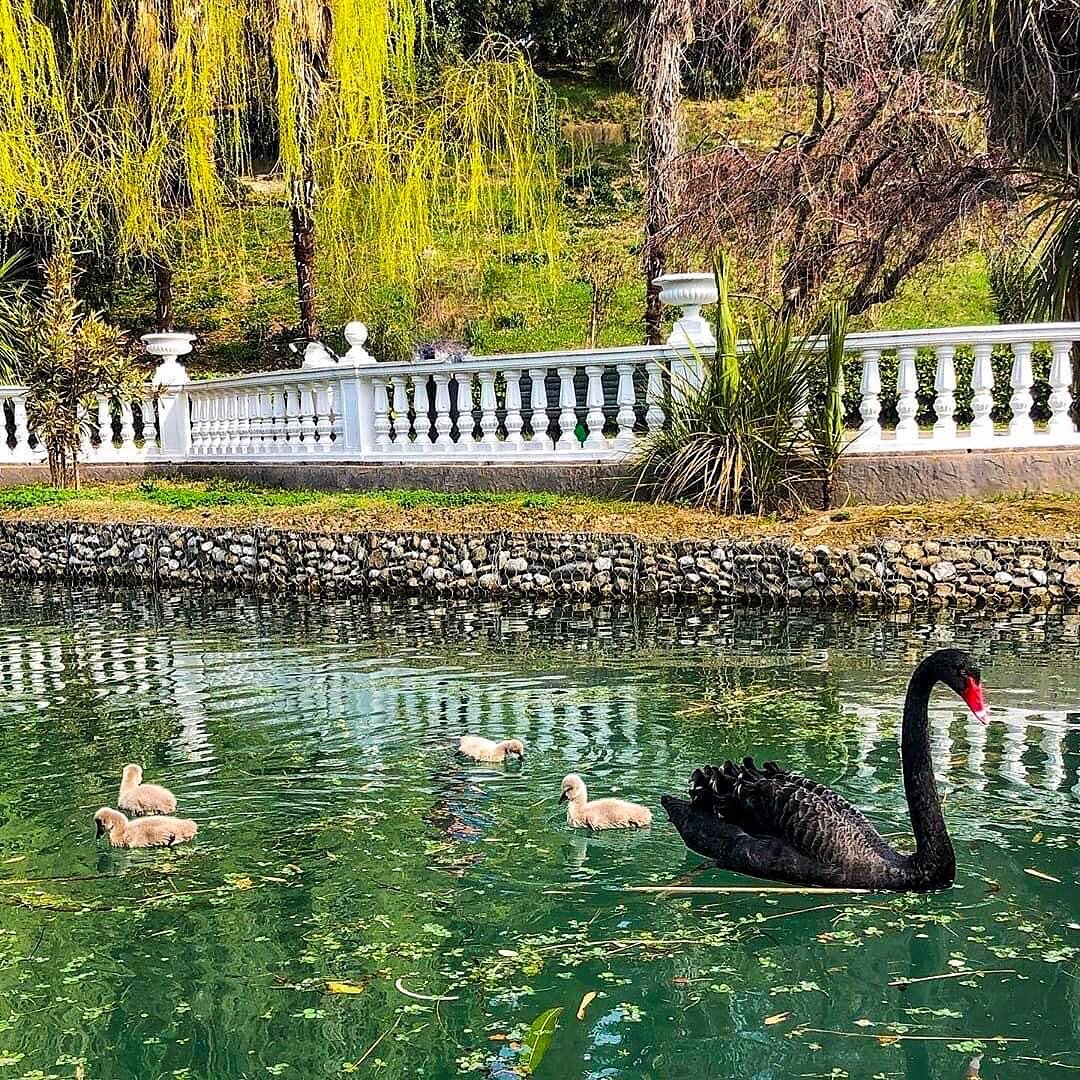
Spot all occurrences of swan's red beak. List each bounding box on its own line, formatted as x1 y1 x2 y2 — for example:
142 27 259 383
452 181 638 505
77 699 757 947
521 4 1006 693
962 676 989 724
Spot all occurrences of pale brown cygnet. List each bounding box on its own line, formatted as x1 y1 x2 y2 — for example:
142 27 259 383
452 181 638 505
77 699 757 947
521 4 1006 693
117 764 177 816
559 773 651 830
94 807 197 848
457 736 525 763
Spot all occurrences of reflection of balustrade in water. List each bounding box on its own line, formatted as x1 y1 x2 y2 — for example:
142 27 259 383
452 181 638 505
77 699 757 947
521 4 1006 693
854 709 1077 792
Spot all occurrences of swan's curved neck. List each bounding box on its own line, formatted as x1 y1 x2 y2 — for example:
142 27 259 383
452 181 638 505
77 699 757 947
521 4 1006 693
902 660 955 874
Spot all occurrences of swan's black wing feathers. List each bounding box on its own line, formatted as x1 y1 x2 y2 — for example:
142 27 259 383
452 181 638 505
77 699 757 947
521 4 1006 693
689 757 895 867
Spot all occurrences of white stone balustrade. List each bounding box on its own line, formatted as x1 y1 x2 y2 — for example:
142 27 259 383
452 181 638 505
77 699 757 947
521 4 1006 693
1 317 1079 466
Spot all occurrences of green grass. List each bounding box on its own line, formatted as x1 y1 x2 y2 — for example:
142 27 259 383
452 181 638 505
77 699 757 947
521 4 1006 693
0 485 83 511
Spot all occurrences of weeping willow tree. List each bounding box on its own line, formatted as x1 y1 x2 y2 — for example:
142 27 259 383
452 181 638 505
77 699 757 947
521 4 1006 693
264 2 558 340
1 0 558 345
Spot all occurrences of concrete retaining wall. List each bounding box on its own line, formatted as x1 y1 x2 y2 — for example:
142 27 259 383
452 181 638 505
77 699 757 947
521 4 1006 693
3 519 1079 610
6 444 1080 505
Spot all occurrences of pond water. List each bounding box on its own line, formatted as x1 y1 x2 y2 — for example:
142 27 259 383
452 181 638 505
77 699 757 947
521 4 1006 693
0 585 1077 1080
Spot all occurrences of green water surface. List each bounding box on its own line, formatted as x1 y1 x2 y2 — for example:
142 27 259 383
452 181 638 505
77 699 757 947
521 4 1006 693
0 586 1077 1079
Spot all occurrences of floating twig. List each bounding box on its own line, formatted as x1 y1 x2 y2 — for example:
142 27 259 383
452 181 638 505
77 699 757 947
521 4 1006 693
626 885 869 895
1023 868 1063 883
394 977 459 1003
889 968 1016 989
351 1013 402 1071
795 1027 1026 1043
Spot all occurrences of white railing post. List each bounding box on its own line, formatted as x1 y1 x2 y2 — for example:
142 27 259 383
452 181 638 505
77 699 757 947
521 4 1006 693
858 348 882 447
932 345 957 444
504 368 524 450
479 370 499 452
557 365 578 451
96 394 112 458
433 372 453 448
1008 341 1035 440
528 367 553 452
372 374 392 450
1048 340 1076 439
895 346 919 444
645 359 665 433
338 368 376 454
614 362 637 450
584 365 606 449
143 332 195 461
969 341 996 444
12 392 31 460
141 393 159 453
391 375 410 449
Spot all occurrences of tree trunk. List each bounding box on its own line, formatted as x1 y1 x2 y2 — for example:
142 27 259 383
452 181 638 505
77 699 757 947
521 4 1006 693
153 257 175 333
290 169 319 342
629 1 692 345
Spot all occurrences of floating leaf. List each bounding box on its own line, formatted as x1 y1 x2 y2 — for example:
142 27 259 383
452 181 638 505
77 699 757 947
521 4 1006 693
876 1035 901 1046
519 1007 563 1074
576 991 597 1021
764 1012 790 1026
853 1019 874 1027
326 980 365 995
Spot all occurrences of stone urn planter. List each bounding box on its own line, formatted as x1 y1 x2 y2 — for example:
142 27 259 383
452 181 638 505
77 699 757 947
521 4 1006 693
142 332 196 386
654 272 718 348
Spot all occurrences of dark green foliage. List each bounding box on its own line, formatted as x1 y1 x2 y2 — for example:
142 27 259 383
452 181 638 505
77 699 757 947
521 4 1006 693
431 0 621 70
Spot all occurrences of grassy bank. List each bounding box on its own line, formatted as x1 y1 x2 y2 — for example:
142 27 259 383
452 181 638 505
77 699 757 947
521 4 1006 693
2 480 1077 544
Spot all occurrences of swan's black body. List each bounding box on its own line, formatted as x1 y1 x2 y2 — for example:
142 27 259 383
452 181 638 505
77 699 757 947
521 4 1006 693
662 649 986 891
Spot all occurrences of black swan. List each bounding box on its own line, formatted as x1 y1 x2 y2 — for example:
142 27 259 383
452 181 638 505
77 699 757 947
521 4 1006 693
661 648 988 891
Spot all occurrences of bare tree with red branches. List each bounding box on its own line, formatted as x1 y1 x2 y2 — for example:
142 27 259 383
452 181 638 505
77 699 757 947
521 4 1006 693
655 0 1014 317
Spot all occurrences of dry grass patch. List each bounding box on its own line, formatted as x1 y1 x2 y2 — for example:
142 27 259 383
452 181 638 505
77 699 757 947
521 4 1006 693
0 481 1078 545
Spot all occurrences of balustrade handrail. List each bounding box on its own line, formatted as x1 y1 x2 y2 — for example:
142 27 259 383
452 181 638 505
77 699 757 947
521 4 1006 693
175 321 1080 393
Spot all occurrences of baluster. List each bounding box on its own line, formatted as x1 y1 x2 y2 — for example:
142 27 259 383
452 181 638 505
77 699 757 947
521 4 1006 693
243 391 259 454
613 363 637 451
142 394 159 451
931 345 957 444
433 372 453 449
270 389 287 454
504 368 524 451
299 383 317 449
285 384 303 451
12 394 31 460
1008 341 1035 441
391 375 410 447
226 394 241 455
645 359 665 433
373 375 392 450
969 341 995 443
528 367 553 452
413 375 432 446
234 392 250 455
119 398 136 456
1048 340 1076 439
479 370 499 452
97 395 112 456
314 382 334 452
557 365 578 451
583 365 606 450
208 394 223 456
895 346 919 444
858 349 882 446
456 373 477 446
